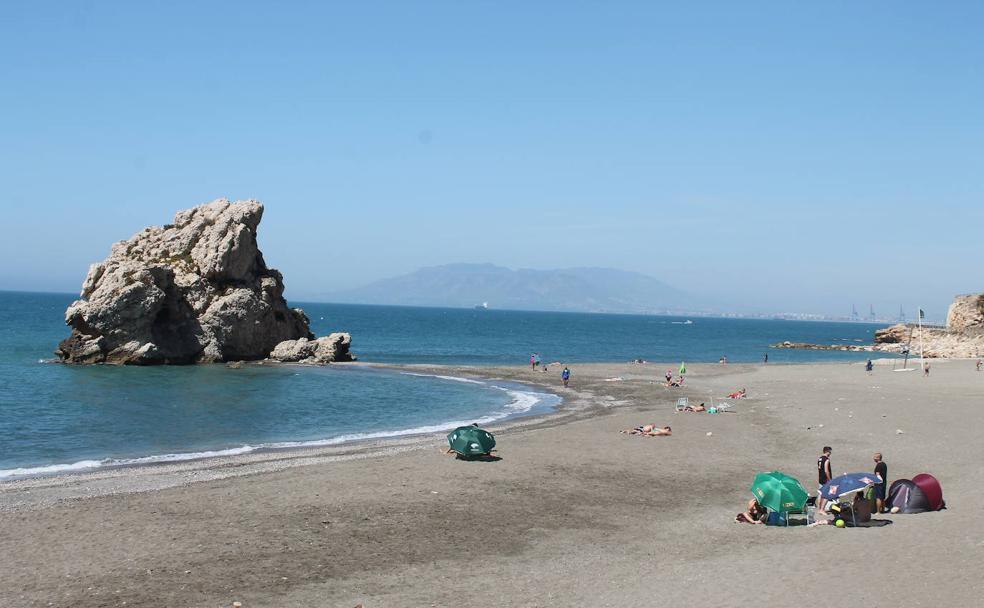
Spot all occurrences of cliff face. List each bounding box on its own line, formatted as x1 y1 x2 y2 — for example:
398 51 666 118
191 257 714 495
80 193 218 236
946 294 984 335
56 199 350 365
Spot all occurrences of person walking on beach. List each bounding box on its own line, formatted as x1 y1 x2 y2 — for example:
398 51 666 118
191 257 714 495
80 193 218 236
976 359 982 372
817 446 833 510
561 366 571 387
923 362 930 377
866 359 874 375
530 353 538 370
873 452 888 513
534 353 541 370
763 353 768 364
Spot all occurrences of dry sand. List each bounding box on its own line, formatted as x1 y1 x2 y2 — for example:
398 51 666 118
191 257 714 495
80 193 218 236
1 360 982 607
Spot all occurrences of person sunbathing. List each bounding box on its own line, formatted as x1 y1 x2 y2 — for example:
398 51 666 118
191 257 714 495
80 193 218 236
621 423 659 434
620 424 671 436
685 402 706 412
727 388 747 399
735 499 766 524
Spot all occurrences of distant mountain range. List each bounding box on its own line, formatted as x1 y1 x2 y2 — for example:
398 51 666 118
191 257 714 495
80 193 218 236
323 263 700 314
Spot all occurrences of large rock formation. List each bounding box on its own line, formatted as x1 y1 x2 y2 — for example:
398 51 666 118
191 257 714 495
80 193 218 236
946 294 984 335
57 199 351 365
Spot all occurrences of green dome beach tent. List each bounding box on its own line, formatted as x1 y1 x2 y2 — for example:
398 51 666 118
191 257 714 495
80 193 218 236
447 425 496 458
750 471 808 514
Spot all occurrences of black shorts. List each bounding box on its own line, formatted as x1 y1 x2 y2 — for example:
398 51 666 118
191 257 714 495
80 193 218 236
874 484 886 500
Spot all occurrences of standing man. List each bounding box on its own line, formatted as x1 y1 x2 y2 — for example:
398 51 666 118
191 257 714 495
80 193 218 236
763 353 768 364
561 366 571 388
530 353 537 370
923 362 931 377
976 359 981 372
817 446 833 510
866 359 874 375
873 452 888 513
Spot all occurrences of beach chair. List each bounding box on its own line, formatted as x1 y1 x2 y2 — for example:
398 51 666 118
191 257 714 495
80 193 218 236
675 397 689 412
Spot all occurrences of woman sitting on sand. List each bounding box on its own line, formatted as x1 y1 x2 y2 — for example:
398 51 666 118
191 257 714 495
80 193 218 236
735 499 766 524
620 424 671 436
727 388 747 399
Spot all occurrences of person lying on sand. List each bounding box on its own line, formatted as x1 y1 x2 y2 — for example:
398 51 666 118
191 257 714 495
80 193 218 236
684 402 707 412
727 388 747 399
735 499 766 524
620 424 671 436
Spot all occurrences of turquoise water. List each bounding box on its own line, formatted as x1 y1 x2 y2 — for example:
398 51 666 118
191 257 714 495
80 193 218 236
0 291 886 478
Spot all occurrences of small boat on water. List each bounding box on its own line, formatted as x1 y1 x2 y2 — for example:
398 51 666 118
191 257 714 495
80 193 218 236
475 302 489 310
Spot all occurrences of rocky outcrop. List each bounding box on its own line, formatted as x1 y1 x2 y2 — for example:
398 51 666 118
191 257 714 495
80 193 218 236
269 334 353 365
772 341 874 352
56 199 352 365
777 294 984 359
946 294 984 334
872 322 984 358
868 294 984 358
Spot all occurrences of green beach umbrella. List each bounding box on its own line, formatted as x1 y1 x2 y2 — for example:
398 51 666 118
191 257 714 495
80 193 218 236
750 471 808 513
679 361 687 375
447 425 496 457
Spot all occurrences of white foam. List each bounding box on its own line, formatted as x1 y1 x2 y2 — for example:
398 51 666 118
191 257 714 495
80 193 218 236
399 372 487 385
0 459 105 479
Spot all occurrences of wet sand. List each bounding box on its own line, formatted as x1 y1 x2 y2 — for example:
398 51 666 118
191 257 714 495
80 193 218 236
2 360 982 607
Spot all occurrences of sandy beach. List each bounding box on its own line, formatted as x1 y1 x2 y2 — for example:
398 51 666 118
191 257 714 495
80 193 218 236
2 360 982 607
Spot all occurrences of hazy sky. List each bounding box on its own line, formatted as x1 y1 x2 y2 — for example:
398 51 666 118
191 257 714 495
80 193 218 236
1 2 981 319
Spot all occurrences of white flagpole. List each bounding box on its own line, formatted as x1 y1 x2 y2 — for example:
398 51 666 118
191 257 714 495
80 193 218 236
918 307 924 366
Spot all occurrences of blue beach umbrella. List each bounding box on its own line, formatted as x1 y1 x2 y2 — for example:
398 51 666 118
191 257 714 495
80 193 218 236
820 473 880 501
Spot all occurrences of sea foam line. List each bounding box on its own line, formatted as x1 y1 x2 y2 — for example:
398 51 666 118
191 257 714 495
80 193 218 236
0 375 559 481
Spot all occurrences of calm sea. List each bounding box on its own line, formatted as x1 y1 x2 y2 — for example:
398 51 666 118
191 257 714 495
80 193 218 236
0 291 885 478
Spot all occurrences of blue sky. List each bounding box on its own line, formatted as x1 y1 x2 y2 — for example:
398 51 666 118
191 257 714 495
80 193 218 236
1 1 981 319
